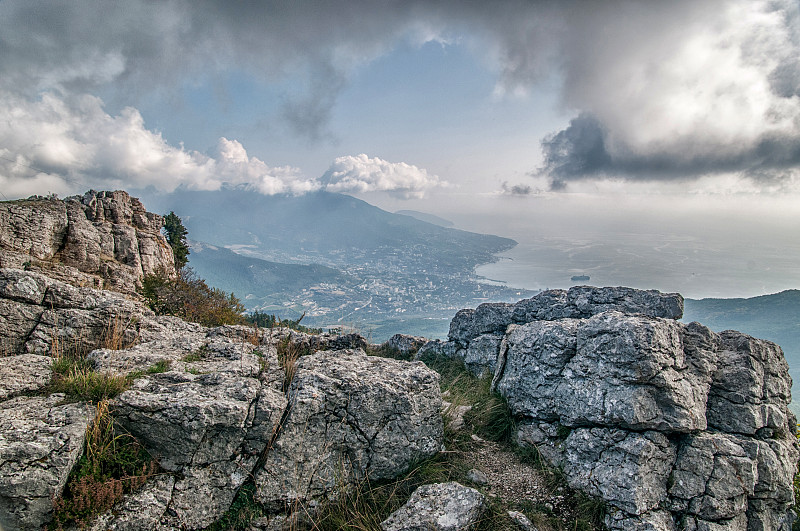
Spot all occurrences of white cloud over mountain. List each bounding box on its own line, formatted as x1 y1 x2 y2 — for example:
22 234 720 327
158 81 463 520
322 154 446 199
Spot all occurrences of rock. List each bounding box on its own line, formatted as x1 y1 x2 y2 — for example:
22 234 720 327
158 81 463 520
507 510 537 531
416 339 460 361
463 333 503 378
380 481 486 531
0 191 174 295
113 371 287 529
444 286 796 529
0 268 151 356
387 333 428 355
449 286 682 351
255 349 443 510
448 303 515 348
706 331 793 436
87 474 176 531
0 353 52 400
466 468 488 486
0 395 94 531
563 428 675 516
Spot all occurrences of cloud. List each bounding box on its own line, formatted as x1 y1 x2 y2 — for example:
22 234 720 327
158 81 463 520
535 0 800 189
0 91 317 197
500 181 535 196
322 154 445 199
1 0 799 192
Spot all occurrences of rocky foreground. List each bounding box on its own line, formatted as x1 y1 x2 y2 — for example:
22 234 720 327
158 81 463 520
0 192 797 530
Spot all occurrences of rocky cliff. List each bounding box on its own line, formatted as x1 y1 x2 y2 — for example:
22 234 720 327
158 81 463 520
0 190 175 294
421 286 799 530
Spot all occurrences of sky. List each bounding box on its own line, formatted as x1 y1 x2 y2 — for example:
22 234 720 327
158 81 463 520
2 0 800 298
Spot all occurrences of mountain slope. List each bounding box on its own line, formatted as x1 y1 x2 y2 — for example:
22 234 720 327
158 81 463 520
137 187 515 270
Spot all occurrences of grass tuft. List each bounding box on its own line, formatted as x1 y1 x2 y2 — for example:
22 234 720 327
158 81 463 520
48 401 158 530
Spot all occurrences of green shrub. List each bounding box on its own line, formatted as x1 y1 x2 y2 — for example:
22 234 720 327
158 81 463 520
141 267 246 327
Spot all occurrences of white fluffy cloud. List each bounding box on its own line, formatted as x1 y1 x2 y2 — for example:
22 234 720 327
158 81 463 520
0 92 317 197
322 154 445 199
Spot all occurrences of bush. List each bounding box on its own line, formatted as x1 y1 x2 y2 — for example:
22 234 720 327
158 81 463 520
141 267 246 327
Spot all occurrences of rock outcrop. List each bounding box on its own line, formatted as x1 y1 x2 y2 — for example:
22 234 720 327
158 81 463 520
0 190 174 294
424 286 798 530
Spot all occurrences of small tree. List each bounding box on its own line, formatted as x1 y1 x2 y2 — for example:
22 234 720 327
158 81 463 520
163 211 189 271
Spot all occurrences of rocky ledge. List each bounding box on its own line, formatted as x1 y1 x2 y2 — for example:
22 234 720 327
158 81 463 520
421 286 798 530
0 190 174 294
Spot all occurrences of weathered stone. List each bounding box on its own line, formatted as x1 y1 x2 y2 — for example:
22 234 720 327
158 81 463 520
507 510 537 531
463 333 503 378
466 468 488 486
0 191 174 295
558 312 709 432
0 353 52 400
88 474 176 531
563 428 676 516
416 339 460 361
0 395 94 531
448 303 515 347
386 333 428 355
381 482 486 531
669 433 755 521
255 349 442 510
113 372 286 529
495 319 579 422
706 331 792 436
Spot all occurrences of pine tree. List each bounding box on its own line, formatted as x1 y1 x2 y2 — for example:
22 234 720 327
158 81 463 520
163 211 189 271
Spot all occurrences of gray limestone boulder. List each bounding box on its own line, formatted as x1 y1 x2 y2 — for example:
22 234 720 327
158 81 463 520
0 353 53 399
387 333 428 355
0 191 174 295
381 482 486 531
463 333 503 378
706 331 793 436
255 349 443 510
447 287 796 530
113 371 287 529
87 475 176 531
0 395 95 531
563 428 676 516
448 303 515 348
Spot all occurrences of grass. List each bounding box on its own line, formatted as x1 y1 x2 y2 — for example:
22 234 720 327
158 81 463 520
48 401 158 530
276 337 313 392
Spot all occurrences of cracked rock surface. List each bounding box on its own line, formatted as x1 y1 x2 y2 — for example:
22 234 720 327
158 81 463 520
255 349 443 510
427 286 798 530
0 395 95 531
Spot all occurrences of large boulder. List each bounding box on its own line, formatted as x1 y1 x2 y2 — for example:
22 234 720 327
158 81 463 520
255 349 443 510
441 286 797 530
0 395 95 531
113 371 287 529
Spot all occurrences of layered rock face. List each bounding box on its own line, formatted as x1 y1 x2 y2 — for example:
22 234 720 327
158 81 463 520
0 190 174 294
0 269 443 530
423 286 798 530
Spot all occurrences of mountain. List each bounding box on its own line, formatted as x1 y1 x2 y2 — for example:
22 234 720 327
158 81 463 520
137 188 513 270
683 290 800 413
395 210 455 227
136 187 532 338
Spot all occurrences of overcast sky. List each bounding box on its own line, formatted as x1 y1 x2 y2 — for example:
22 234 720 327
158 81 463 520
2 0 799 297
